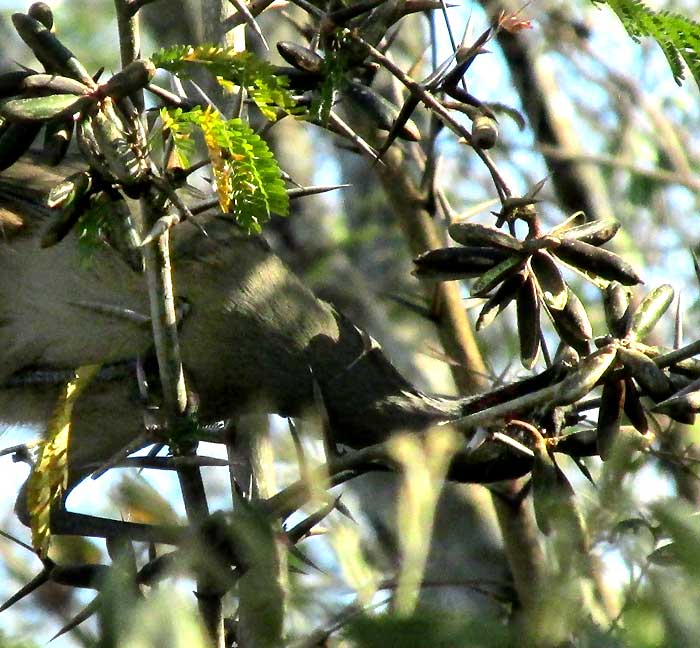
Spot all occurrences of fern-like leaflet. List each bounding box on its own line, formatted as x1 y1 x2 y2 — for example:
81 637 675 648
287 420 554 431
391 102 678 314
161 107 289 234
151 45 299 120
592 0 700 88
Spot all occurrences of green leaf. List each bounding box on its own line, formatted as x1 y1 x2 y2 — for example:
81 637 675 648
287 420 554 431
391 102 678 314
151 45 299 121
26 365 100 557
162 107 289 233
310 32 353 123
591 0 700 90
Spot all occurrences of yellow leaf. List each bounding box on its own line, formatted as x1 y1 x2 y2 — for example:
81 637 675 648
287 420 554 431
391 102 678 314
26 364 100 557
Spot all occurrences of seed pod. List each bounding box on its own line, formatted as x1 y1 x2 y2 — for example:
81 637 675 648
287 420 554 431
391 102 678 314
76 113 114 181
561 218 621 246
0 121 41 170
668 373 695 393
49 563 108 589
555 429 597 457
652 390 700 421
471 115 498 149
448 221 522 251
11 13 96 88
516 274 540 369
630 284 674 342
597 379 625 460
28 2 53 30
549 211 586 237
476 270 526 330
346 81 420 141
42 170 94 248
0 70 35 99
22 73 89 95
471 254 526 297
276 41 324 74
622 378 648 434
41 199 87 248
532 438 580 541
90 101 148 186
553 238 643 285
376 95 421 159
550 286 593 348
100 59 156 100
413 246 506 279
604 282 632 338
530 250 567 310
0 93 89 122
46 170 93 209
43 116 74 165
532 439 560 536
617 347 672 402
270 65 320 91
556 345 617 405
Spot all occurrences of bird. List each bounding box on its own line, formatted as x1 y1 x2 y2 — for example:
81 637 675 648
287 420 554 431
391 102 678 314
0 156 515 525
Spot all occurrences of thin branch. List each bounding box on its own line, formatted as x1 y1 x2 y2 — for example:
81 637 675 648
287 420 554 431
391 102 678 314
536 144 700 192
114 0 144 112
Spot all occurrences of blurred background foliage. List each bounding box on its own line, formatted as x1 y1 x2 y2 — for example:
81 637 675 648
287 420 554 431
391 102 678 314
1 0 700 646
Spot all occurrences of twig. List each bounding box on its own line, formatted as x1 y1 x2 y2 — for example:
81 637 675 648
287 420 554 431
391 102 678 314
352 35 512 201
535 144 700 192
114 0 144 112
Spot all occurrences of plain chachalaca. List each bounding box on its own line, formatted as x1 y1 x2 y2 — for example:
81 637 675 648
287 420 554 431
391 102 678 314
0 156 530 538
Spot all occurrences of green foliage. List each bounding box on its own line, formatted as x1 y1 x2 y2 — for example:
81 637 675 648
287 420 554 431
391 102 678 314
0 632 40 648
346 611 512 648
592 0 700 88
76 191 112 264
151 45 299 120
311 32 353 123
162 107 289 233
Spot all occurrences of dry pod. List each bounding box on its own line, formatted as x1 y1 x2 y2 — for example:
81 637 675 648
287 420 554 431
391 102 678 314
46 170 93 209
622 378 648 434
471 114 498 149
12 12 95 88
549 286 593 351
549 211 586 236
276 41 324 74
99 59 156 100
414 246 506 280
531 436 583 547
43 116 74 165
346 81 420 141
516 274 540 368
604 282 632 338
561 218 621 246
630 284 674 342
0 70 36 99
88 102 148 187
0 121 41 170
617 347 672 402
448 221 522 251
532 439 561 536
42 170 94 247
530 250 567 311
553 238 643 285
653 390 700 422
0 93 89 122
476 270 526 330
597 379 625 460
470 254 526 297
28 2 54 30
556 345 617 405
22 73 89 95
